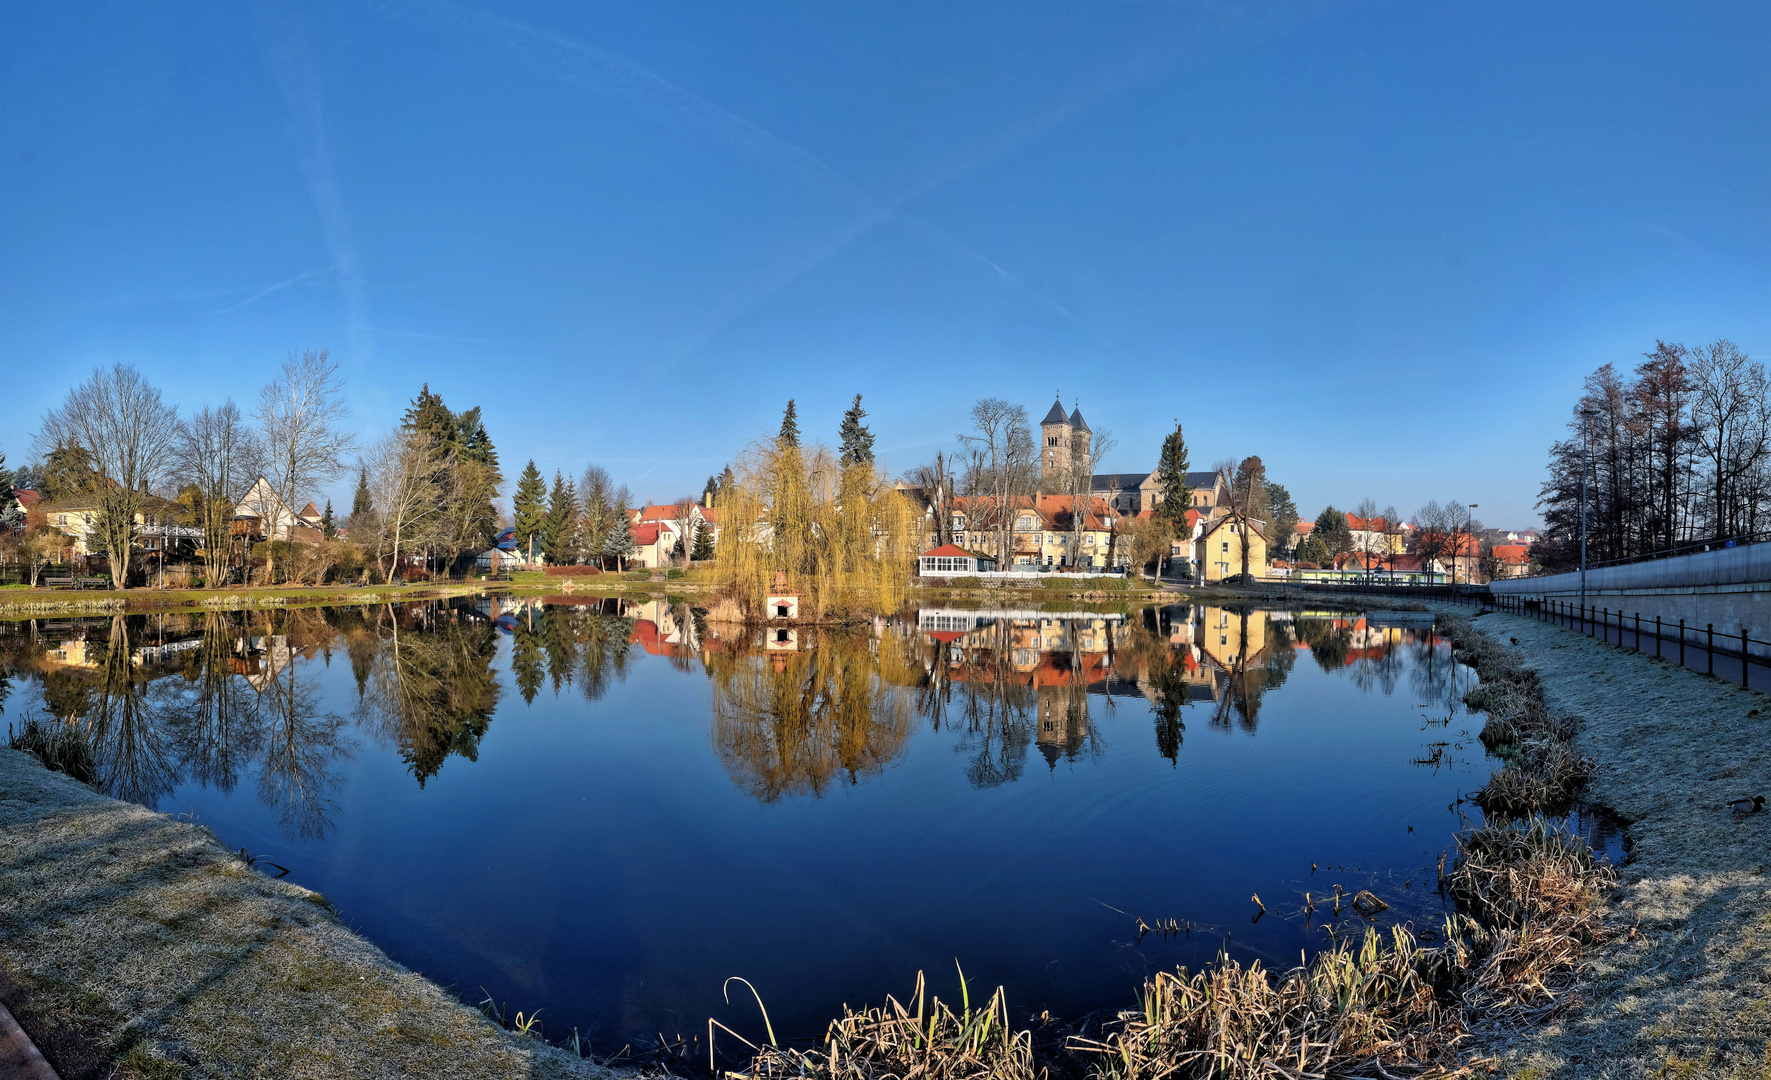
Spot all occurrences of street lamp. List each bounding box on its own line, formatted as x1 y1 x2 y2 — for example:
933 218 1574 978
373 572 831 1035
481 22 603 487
1467 503 1478 586
1579 407 1596 609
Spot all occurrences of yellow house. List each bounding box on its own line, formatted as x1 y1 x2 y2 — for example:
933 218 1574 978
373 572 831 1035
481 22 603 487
1194 513 1268 581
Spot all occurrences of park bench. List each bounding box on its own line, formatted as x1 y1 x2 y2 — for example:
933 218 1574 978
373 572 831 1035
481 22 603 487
77 577 110 590
43 576 74 589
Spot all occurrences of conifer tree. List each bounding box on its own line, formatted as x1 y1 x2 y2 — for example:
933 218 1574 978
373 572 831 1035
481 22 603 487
607 487 635 569
321 499 335 537
352 465 373 518
1155 420 1191 531
778 399 800 448
691 522 715 561
542 471 575 563
512 459 548 559
838 394 875 466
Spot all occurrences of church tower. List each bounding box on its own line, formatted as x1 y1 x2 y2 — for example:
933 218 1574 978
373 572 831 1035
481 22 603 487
1040 397 1071 476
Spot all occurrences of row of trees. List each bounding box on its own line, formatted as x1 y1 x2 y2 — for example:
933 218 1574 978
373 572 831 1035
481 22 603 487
11 354 356 588
4 360 527 588
1538 339 1771 569
507 462 641 568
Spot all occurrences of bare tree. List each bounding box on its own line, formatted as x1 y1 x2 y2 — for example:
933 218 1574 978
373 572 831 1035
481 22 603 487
178 401 259 587
1411 500 1456 580
365 431 446 584
37 364 181 587
1223 456 1270 578
906 451 955 547
256 349 355 584
957 400 1035 567
1353 496 1384 579
671 497 697 566
1690 340 1770 539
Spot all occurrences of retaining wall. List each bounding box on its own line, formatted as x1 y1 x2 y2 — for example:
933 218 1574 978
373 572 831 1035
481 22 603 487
1490 544 1771 655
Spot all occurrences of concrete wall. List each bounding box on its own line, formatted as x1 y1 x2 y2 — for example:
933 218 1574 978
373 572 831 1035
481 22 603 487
1490 544 1771 657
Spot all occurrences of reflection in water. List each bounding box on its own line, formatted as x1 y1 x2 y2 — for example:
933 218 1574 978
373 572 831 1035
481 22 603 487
0 601 1463 828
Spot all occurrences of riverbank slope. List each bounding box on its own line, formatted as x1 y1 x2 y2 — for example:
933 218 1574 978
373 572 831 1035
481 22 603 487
0 748 619 1080
1465 610 1771 1077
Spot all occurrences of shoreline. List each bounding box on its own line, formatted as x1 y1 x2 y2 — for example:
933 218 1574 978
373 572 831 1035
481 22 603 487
0 748 623 1080
1456 606 1771 1076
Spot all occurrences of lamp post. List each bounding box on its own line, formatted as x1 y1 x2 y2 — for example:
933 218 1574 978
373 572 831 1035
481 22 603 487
1579 407 1596 609
1467 503 1478 586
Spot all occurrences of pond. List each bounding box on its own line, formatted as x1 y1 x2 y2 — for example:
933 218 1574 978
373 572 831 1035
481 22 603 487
0 597 1602 1057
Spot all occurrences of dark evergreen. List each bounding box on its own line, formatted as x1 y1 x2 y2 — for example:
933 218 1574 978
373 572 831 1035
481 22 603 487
838 394 875 466
778 399 800 448
321 500 335 537
512 460 548 558
1154 421 1191 531
351 466 373 518
542 471 575 562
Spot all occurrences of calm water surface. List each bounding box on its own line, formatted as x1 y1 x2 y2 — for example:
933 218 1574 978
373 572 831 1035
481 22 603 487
0 598 1586 1053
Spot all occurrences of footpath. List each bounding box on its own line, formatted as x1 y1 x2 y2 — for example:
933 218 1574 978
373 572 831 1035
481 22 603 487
0 748 620 1080
1467 609 1771 1077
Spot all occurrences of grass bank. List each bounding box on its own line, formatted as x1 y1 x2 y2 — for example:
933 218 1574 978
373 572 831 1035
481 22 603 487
0 580 498 619
1455 609 1771 1078
0 748 622 1080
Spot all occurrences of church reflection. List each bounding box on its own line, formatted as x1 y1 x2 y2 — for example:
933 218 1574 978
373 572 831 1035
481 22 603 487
0 598 1458 824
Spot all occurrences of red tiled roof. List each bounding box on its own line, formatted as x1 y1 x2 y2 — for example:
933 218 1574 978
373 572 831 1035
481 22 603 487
633 523 662 546
1294 520 1313 535
14 490 40 507
921 544 977 558
1492 544 1529 564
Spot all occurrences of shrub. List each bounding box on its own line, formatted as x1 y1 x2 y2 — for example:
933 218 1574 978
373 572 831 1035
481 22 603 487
8 715 96 784
952 577 982 589
544 564 600 576
666 568 687 580
623 570 653 580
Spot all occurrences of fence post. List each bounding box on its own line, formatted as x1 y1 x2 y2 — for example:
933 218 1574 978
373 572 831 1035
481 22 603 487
1744 627 1751 689
1679 619 1686 666
1603 607 1610 645
1635 612 1641 651
1707 623 1715 676
1655 615 1662 658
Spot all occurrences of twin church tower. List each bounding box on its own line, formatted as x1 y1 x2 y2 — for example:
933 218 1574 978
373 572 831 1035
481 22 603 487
1039 396 1092 478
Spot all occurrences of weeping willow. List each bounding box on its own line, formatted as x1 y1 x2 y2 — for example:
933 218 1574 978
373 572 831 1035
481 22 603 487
716 440 920 621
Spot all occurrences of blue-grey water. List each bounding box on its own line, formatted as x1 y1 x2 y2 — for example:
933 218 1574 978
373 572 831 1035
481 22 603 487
0 598 1607 1055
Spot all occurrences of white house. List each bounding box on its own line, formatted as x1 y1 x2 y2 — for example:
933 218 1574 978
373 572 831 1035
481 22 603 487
917 544 999 575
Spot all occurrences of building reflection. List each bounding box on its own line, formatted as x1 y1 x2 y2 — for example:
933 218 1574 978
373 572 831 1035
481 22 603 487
0 599 1457 819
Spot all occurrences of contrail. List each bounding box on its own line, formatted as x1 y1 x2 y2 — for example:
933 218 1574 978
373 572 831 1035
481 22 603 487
212 266 334 316
260 4 373 360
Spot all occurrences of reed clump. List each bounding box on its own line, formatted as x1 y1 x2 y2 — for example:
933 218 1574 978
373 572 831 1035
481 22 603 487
727 819 1613 1080
1438 615 1593 815
734 969 1037 1080
7 714 97 784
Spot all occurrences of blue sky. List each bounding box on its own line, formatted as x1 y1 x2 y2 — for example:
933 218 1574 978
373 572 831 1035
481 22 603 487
5 2 1770 526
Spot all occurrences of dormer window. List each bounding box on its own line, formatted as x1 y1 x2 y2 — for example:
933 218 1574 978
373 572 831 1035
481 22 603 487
950 514 965 532
1016 515 1036 531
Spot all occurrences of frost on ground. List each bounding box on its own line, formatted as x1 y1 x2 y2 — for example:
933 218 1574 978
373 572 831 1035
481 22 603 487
0 747 620 1080
1469 611 1771 1078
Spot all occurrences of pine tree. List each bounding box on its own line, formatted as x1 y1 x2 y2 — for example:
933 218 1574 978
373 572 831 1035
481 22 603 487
0 451 19 533
838 394 875 466
778 399 800 448
512 460 548 559
510 613 545 705
352 465 372 518
691 522 715 561
606 487 635 568
1313 505 1355 558
542 471 574 563
321 500 335 537
1155 421 1191 531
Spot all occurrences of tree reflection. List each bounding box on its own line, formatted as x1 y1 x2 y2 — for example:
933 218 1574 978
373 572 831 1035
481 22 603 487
355 603 499 786
707 629 915 801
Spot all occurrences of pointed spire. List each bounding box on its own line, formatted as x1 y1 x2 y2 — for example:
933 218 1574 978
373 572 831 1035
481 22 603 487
1068 404 1090 434
1041 397 1069 426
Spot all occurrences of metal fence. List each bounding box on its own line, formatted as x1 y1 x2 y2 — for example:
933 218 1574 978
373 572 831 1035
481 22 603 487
1489 592 1771 693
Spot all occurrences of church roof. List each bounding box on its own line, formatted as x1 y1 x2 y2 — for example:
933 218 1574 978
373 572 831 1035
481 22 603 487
1040 400 1069 426
1068 407 1090 433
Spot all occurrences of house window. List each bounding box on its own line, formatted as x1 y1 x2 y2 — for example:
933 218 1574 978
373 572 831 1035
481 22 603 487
1222 542 1229 553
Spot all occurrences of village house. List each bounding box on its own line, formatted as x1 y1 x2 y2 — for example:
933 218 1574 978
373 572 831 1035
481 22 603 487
625 503 720 568
924 493 1131 570
1193 513 1268 582
1488 543 1532 579
234 477 324 542
37 494 201 561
